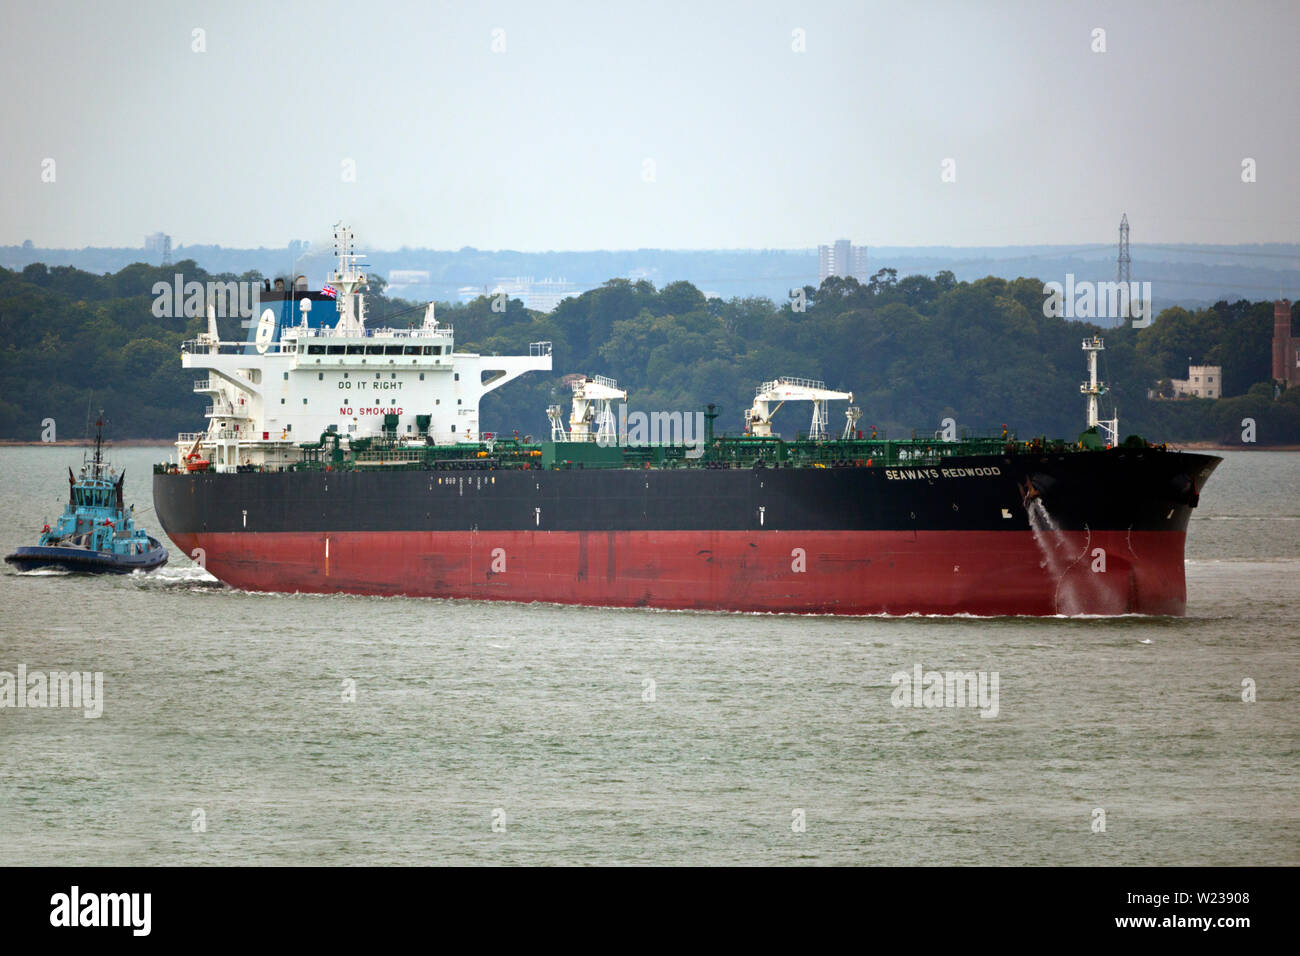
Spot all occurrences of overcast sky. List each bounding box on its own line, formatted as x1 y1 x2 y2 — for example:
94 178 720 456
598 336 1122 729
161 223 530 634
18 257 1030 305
2 0 1297 250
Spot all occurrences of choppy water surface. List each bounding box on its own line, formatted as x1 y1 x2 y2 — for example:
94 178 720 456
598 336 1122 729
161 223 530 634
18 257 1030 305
1 446 1296 865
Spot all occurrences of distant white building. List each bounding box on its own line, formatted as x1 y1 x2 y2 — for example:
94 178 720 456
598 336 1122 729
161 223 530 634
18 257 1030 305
817 239 868 284
462 277 583 313
526 277 582 313
387 270 430 295
1171 364 1222 399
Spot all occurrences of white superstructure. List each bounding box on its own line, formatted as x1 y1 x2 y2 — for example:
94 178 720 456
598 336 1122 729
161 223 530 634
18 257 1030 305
175 226 552 472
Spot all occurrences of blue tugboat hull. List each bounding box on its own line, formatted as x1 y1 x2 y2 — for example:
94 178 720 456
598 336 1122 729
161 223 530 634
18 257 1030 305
4 538 168 574
19 413 168 576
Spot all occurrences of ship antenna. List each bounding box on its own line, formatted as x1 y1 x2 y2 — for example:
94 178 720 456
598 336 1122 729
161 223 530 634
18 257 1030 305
81 394 93 474
1081 337 1119 447
92 410 105 479
330 223 367 333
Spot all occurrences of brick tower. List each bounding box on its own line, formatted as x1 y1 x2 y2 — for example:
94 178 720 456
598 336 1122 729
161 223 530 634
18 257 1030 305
1273 299 1297 386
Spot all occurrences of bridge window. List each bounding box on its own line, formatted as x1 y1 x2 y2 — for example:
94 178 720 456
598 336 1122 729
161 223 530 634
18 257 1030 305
404 346 420 355
307 345 324 354
327 345 344 355
346 345 364 355
384 346 403 355
366 345 383 355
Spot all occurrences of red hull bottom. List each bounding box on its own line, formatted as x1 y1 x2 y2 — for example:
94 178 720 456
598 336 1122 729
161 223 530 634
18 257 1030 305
173 530 1190 616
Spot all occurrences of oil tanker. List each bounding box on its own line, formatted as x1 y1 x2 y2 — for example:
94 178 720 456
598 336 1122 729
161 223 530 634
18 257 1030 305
152 227 1219 616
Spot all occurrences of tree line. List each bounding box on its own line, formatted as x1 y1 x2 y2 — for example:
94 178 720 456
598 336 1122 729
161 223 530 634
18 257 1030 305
1 260 1297 445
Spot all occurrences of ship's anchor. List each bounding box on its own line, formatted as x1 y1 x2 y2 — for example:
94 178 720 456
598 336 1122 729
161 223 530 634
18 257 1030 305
1018 476 1041 510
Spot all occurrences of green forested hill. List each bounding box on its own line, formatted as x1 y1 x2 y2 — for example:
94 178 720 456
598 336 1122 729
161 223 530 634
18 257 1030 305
2 261 1297 444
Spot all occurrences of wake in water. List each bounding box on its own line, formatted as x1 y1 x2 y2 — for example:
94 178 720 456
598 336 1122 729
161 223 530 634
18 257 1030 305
129 563 224 591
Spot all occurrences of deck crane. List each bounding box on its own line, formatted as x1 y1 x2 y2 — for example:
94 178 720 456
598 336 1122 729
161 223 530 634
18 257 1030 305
547 404 568 442
744 376 854 441
842 406 862 440
564 375 627 444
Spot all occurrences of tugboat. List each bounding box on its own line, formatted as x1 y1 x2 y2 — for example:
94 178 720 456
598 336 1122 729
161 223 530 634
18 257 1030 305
5 415 168 574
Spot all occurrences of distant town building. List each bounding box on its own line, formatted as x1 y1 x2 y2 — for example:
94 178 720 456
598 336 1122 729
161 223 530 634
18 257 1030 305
144 232 172 264
818 239 868 284
526 277 582 313
1171 365 1222 399
460 277 583 313
1273 299 1299 388
387 270 431 295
